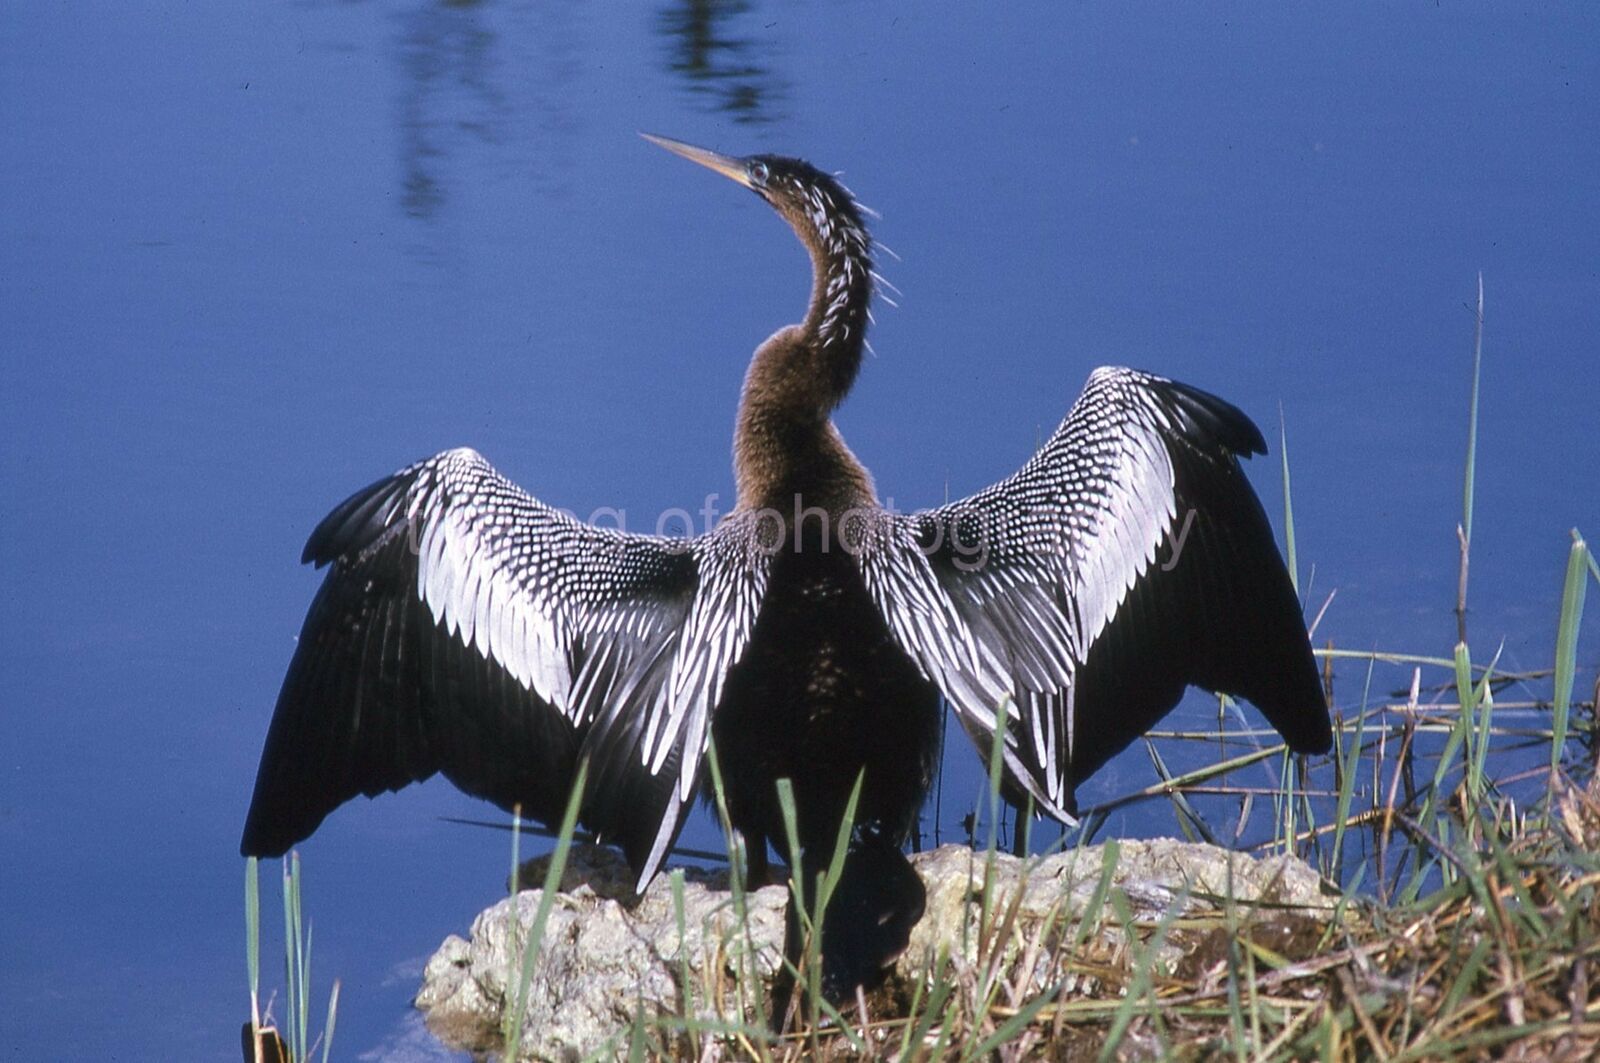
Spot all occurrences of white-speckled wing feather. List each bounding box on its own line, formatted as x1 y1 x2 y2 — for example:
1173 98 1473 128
858 367 1326 818
242 447 770 888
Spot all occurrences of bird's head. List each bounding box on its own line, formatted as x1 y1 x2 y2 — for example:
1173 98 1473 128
642 133 872 275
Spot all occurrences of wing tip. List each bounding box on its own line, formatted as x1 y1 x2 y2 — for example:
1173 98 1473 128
1254 665 1334 757
1084 367 1268 458
301 466 420 567
239 810 305 860
1284 700 1334 757
1163 379 1269 457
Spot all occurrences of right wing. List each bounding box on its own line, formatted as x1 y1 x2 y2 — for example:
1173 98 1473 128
856 368 1329 819
240 447 769 887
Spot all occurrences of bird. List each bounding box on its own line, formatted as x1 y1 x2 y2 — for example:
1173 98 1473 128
240 134 1333 1020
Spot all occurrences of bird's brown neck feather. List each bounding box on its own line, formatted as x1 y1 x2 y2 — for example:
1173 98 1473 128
733 327 874 512
730 178 877 514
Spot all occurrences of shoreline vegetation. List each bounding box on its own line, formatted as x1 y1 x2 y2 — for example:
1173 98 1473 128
244 281 1599 1060
412 778 1600 1061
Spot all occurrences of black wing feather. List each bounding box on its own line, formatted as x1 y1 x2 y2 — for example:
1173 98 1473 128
241 448 760 886
862 367 1330 819
241 530 586 856
1060 438 1327 801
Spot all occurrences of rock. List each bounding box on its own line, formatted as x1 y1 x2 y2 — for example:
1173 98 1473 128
415 840 1333 1061
900 838 1331 1002
416 845 787 1062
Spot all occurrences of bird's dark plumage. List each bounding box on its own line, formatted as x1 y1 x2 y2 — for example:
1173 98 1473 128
241 135 1331 1020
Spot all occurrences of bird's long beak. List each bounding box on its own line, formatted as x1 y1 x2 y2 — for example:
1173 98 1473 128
641 133 751 189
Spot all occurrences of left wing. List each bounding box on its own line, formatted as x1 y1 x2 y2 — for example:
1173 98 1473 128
241 447 769 887
854 367 1330 818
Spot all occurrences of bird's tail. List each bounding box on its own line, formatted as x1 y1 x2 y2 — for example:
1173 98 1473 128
772 822 925 1028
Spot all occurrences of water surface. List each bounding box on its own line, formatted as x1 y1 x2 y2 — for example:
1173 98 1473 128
2 3 1596 1057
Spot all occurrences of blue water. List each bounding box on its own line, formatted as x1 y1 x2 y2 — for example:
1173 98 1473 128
3 3 1596 1058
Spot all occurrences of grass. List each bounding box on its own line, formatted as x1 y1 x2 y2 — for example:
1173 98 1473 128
479 597 1593 1061
244 853 339 1063
246 279 1599 1059
503 759 590 1055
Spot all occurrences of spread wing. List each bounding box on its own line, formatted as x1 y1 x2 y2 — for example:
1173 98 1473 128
240 447 768 887
856 367 1330 819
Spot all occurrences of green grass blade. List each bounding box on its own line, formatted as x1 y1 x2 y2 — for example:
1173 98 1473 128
775 778 806 919
509 803 522 896
1145 741 1217 845
814 770 865 925
246 856 261 1018
702 743 766 1029
812 782 870 1046
1097 889 1181 1062
1462 272 1484 546
970 987 1060 1058
281 858 295 1055
756 771 872 1049
301 921 313 1062
900 948 954 1059
1456 273 1484 643
1069 838 1119 955
504 757 590 1056
669 870 695 1057
1445 641 1478 794
894 950 932 1060
1468 647 1502 807
505 804 524 1025
1552 531 1589 778
319 979 340 1063
985 694 1011 859
1316 647 1462 669
772 776 822 1030
1330 661 1373 883
623 1001 648 1063
1399 643 1477 903
283 853 307 1061
1484 828 1549 938
975 694 1013 944
1278 747 1296 855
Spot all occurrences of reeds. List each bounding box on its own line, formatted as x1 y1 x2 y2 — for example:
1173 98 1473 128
243 854 339 1063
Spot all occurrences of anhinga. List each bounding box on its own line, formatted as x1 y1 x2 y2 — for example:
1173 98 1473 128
241 134 1332 1014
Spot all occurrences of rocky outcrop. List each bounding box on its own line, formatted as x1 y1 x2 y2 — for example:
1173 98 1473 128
416 845 786 1061
415 840 1333 1061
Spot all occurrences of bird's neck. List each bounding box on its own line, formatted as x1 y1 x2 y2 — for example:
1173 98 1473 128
799 205 874 381
733 327 875 514
731 192 877 514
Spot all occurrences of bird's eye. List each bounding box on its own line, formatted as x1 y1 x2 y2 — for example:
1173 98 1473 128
748 161 770 186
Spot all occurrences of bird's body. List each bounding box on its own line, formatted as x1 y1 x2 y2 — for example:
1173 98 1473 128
712 516 941 873
242 135 1333 1017
713 518 941 1003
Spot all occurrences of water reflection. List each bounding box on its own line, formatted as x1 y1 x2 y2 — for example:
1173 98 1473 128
392 0 590 227
396 0 505 219
388 0 783 227
658 0 784 125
